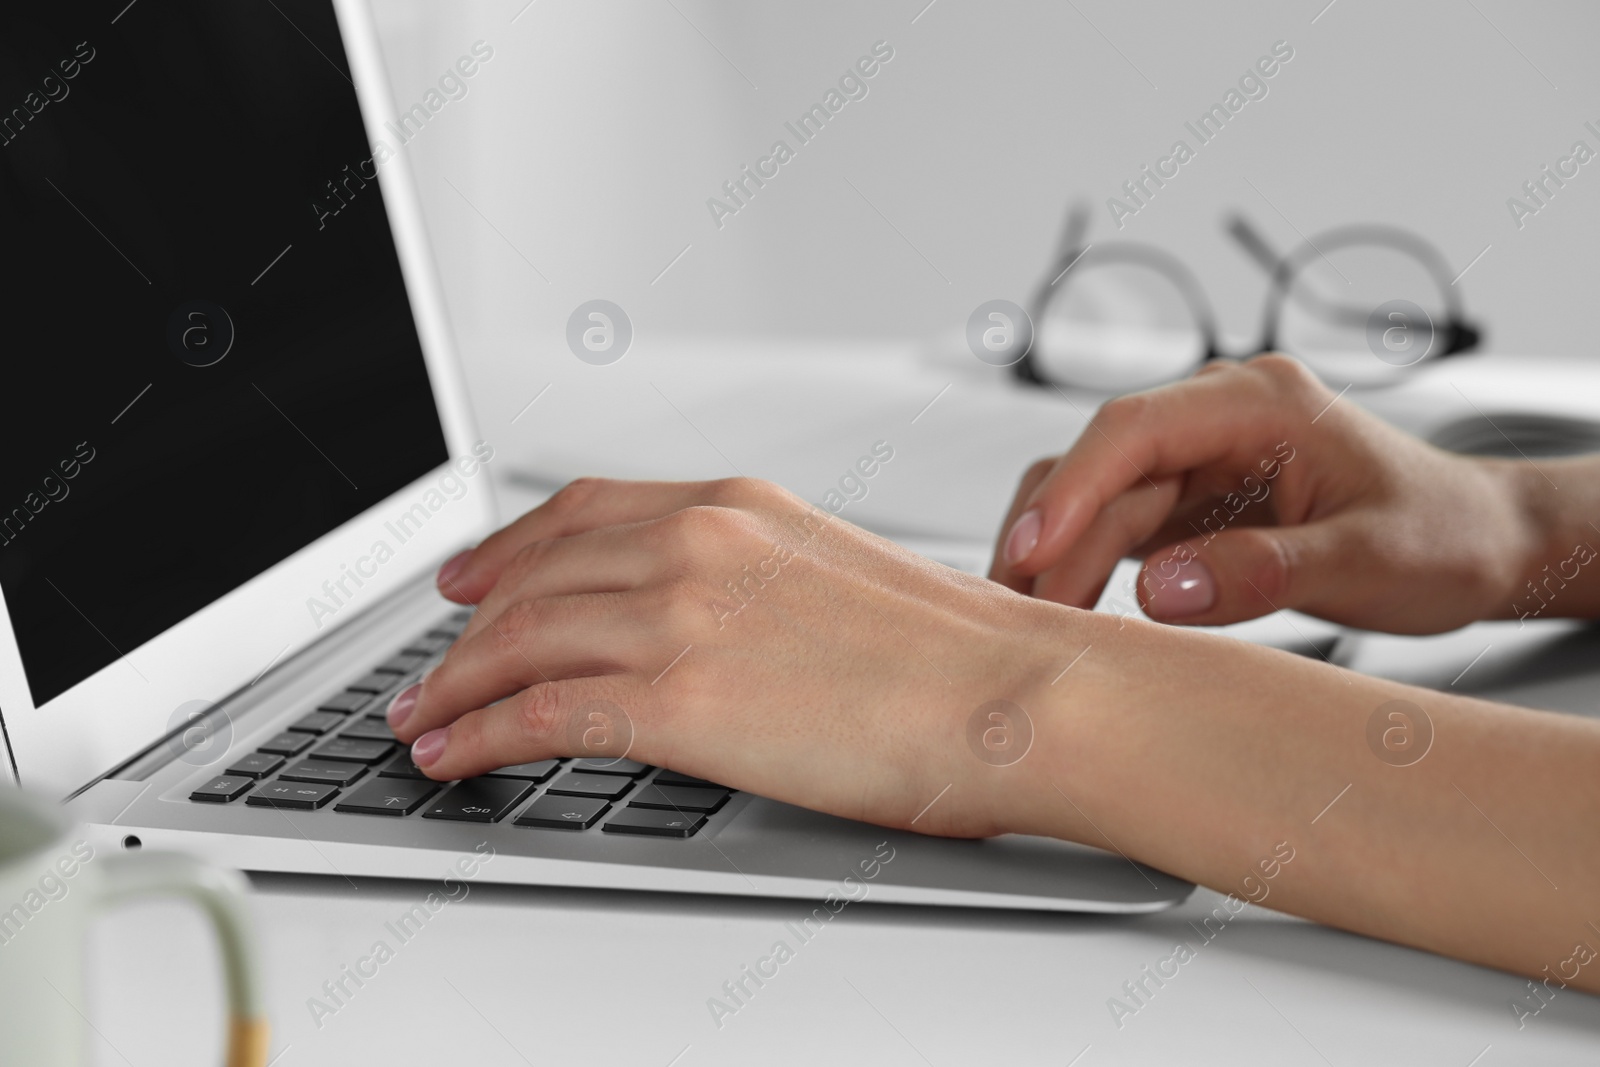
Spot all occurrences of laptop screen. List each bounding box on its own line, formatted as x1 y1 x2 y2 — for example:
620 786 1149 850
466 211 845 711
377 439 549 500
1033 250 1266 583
0 2 449 707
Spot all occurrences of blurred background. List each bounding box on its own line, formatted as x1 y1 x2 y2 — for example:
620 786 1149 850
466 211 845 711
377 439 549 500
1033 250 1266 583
365 0 1600 548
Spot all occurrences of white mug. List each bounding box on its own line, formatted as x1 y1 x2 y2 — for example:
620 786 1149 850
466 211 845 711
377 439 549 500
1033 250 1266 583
0 787 269 1066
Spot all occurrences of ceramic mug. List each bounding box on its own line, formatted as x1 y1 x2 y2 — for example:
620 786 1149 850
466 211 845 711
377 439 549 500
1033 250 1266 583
0 787 268 1066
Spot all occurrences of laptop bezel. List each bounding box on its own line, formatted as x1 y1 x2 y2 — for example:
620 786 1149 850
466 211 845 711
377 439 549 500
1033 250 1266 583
0 0 496 798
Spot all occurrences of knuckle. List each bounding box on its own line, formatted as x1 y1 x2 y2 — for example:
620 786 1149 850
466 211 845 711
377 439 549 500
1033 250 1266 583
505 537 554 582
496 597 548 643
544 477 606 522
1239 528 1294 605
1094 392 1153 435
672 504 756 544
514 686 564 748
658 577 711 636
1251 353 1320 395
705 476 771 507
647 508 737 572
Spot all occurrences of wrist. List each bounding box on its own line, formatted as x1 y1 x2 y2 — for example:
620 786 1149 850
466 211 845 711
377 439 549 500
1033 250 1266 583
1502 457 1562 572
978 598 1121 842
1490 456 1598 620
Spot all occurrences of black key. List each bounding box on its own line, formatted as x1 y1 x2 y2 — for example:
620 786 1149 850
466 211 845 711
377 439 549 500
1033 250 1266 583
402 634 451 657
571 757 651 778
514 794 609 830
628 784 731 814
545 772 634 800
290 711 344 734
484 759 562 782
258 731 314 756
652 770 726 789
377 750 428 778
374 652 427 675
246 781 339 810
339 716 398 742
225 753 284 779
346 671 397 694
603 807 707 838
427 613 471 639
422 778 535 823
316 691 372 715
333 777 440 816
311 737 396 764
280 759 368 787
190 775 253 803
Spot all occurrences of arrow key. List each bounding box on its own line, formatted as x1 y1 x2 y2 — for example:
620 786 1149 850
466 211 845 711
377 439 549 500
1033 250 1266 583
422 777 535 823
514 794 610 831
246 780 339 810
333 776 440 816
602 807 708 839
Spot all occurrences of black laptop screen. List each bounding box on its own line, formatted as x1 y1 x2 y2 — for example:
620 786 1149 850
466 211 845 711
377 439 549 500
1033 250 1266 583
0 1 449 705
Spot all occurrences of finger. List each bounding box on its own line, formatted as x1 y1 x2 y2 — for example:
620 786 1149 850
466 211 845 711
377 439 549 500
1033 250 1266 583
390 593 651 742
1127 485 1280 560
457 520 666 644
436 477 758 603
1001 358 1319 578
1137 517 1368 626
1028 474 1183 609
410 675 636 782
988 457 1055 591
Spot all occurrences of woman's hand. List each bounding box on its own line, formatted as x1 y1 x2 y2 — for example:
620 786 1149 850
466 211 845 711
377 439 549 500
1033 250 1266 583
381 453 1600 999
386 477 1080 837
990 354 1545 634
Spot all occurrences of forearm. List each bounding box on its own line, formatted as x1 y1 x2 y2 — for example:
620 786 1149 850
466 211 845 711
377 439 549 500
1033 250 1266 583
1496 455 1600 623
1015 609 1600 995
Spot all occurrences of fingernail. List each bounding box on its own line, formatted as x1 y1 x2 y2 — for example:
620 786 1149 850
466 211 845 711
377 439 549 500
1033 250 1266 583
436 549 473 592
386 683 421 730
1005 509 1043 566
1146 556 1216 619
412 727 449 768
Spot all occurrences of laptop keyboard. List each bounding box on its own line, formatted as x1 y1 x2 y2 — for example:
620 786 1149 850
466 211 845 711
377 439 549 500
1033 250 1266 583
187 610 734 839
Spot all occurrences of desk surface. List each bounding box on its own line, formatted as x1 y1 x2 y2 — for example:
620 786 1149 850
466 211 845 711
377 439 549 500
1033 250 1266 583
84 350 1600 1066
83 604 1600 1067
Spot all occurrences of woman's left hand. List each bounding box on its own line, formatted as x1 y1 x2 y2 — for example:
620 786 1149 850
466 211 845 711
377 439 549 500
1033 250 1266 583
386 477 1083 839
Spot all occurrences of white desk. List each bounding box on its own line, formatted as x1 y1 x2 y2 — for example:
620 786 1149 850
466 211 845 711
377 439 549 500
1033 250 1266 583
82 613 1600 1067
84 347 1600 1065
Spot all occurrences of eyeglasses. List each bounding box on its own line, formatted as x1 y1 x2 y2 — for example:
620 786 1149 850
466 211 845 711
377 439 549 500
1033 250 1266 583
1009 203 1484 393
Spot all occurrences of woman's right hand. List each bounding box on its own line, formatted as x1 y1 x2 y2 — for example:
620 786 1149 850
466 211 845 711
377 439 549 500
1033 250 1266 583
989 354 1544 634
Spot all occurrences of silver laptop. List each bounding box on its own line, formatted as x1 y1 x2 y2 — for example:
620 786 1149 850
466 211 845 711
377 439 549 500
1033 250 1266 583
1 0 1187 914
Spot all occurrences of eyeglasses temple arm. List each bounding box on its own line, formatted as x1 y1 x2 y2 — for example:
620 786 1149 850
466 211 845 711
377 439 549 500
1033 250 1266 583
1232 215 1381 334
1012 204 1091 386
1226 214 1282 276
1056 204 1090 261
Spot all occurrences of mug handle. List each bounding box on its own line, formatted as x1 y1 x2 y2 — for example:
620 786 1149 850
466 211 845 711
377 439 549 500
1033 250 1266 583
95 851 269 1067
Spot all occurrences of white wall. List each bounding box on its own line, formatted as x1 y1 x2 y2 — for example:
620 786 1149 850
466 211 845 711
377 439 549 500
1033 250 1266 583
363 0 1600 511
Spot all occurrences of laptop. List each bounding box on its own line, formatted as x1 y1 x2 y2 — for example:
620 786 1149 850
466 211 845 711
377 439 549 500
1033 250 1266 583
0 0 1188 914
